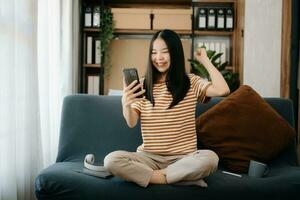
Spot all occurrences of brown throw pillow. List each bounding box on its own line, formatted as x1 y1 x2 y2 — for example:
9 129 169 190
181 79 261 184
196 85 296 173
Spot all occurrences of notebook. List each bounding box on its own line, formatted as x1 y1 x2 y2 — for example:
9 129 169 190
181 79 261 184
74 167 112 179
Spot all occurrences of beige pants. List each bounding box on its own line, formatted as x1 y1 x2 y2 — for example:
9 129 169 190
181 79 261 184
104 150 219 187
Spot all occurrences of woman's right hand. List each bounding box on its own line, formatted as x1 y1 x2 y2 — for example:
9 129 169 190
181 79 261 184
122 80 145 108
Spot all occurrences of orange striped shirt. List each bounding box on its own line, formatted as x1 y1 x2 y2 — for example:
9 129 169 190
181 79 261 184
131 74 211 156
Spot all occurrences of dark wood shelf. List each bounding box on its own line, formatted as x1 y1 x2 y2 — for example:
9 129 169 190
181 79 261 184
114 29 155 34
83 28 101 32
83 28 192 37
114 29 192 35
194 30 233 36
83 28 192 35
83 64 101 68
192 0 236 4
107 0 191 6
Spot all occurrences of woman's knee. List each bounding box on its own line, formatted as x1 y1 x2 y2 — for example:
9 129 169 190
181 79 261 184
104 150 128 172
203 150 219 171
195 150 219 172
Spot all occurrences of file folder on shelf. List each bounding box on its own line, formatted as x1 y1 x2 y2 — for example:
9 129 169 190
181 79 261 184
87 76 100 95
86 36 93 64
225 8 234 30
93 6 100 27
216 8 225 29
84 6 92 27
94 38 101 64
197 8 207 30
207 8 216 29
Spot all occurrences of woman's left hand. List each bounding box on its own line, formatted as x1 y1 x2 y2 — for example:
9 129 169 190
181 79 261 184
194 48 210 64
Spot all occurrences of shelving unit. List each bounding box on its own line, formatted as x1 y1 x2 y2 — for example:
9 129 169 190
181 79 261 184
191 0 244 77
78 0 244 94
80 0 101 94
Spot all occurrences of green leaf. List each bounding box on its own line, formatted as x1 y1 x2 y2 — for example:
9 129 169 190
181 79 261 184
211 53 223 63
99 8 114 77
206 50 216 59
212 60 221 68
188 59 200 66
190 48 240 92
218 61 228 71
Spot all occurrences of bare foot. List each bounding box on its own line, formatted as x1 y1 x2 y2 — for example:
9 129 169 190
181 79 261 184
175 179 208 187
149 169 167 184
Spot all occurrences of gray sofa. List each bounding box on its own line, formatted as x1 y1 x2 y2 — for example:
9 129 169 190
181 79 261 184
35 94 300 200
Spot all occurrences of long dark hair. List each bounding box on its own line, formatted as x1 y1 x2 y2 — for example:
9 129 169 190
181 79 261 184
143 29 190 109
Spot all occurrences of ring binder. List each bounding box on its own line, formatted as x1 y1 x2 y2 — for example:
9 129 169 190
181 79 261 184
207 8 216 30
93 6 101 27
86 36 93 64
216 8 225 30
197 8 207 30
94 38 101 64
84 6 92 27
225 8 234 31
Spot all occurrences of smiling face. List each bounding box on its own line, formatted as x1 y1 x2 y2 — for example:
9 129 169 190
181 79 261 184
151 38 171 80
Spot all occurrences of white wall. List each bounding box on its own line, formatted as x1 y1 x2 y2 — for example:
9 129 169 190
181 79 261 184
243 0 282 97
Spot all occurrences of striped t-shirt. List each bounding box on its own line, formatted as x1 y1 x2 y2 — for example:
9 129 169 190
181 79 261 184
131 73 211 156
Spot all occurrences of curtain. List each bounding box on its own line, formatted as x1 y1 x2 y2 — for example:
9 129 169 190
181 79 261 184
37 0 79 167
0 0 79 199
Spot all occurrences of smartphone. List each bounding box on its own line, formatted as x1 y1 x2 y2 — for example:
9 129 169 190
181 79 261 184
122 68 143 98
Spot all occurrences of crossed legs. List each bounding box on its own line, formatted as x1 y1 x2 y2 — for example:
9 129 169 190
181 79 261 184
104 150 219 188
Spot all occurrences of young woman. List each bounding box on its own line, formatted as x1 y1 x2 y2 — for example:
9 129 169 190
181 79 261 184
104 29 230 188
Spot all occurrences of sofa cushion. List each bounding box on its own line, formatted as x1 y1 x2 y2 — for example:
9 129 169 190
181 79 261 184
196 85 296 173
35 162 300 200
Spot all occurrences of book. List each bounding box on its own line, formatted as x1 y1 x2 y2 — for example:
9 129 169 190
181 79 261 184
209 42 215 51
94 39 101 64
220 42 226 63
74 168 112 179
108 89 123 96
215 42 221 62
88 76 94 94
93 76 99 94
86 36 93 64
87 76 100 95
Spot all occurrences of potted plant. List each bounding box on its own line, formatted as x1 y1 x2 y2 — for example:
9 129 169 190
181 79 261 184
100 8 114 76
188 47 240 93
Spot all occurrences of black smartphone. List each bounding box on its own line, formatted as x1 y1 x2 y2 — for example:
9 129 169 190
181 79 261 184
122 68 143 98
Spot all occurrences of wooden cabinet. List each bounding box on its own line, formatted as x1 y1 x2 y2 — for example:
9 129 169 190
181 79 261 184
152 8 192 30
78 0 244 94
111 8 151 30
